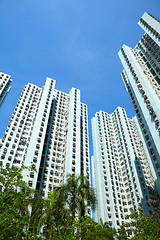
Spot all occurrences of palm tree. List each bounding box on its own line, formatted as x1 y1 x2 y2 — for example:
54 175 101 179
64 174 96 225
28 174 96 238
37 187 71 239
99 218 110 229
29 191 46 234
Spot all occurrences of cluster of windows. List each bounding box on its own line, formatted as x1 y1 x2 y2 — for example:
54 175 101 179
0 73 12 103
34 87 90 198
131 121 155 190
137 39 160 96
122 76 159 202
140 35 160 74
93 107 157 228
121 48 160 133
115 110 140 212
37 89 67 195
95 110 136 227
140 17 160 40
71 89 78 174
80 103 89 179
121 48 160 179
0 83 41 169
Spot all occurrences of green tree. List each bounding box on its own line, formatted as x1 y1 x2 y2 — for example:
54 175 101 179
118 207 160 240
77 216 116 240
0 166 100 239
0 166 42 239
99 218 110 229
38 187 72 239
38 216 116 240
29 191 46 235
63 174 96 225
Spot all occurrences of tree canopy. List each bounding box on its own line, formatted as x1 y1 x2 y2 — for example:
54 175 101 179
1 165 159 240
0 166 115 239
0 166 41 239
117 207 160 240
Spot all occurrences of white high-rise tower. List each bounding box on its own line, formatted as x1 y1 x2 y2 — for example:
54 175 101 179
91 107 158 229
119 13 160 193
0 77 90 201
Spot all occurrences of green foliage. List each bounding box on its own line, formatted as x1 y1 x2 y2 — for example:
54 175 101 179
63 174 96 224
0 166 43 239
79 216 116 240
34 174 97 239
38 216 116 240
117 207 160 240
37 188 72 239
2 165 160 240
0 166 116 239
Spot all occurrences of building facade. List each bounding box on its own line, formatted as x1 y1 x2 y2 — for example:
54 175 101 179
91 107 157 229
0 77 90 199
118 12 160 193
0 72 12 107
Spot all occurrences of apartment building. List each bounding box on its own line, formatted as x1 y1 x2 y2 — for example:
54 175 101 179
92 107 157 229
0 77 90 199
0 72 12 107
118 12 160 193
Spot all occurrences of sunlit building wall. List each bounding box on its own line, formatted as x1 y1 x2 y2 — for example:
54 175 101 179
91 107 157 229
119 12 160 193
0 72 12 107
0 78 90 202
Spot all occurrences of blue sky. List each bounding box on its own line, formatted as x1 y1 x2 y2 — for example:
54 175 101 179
0 0 160 149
